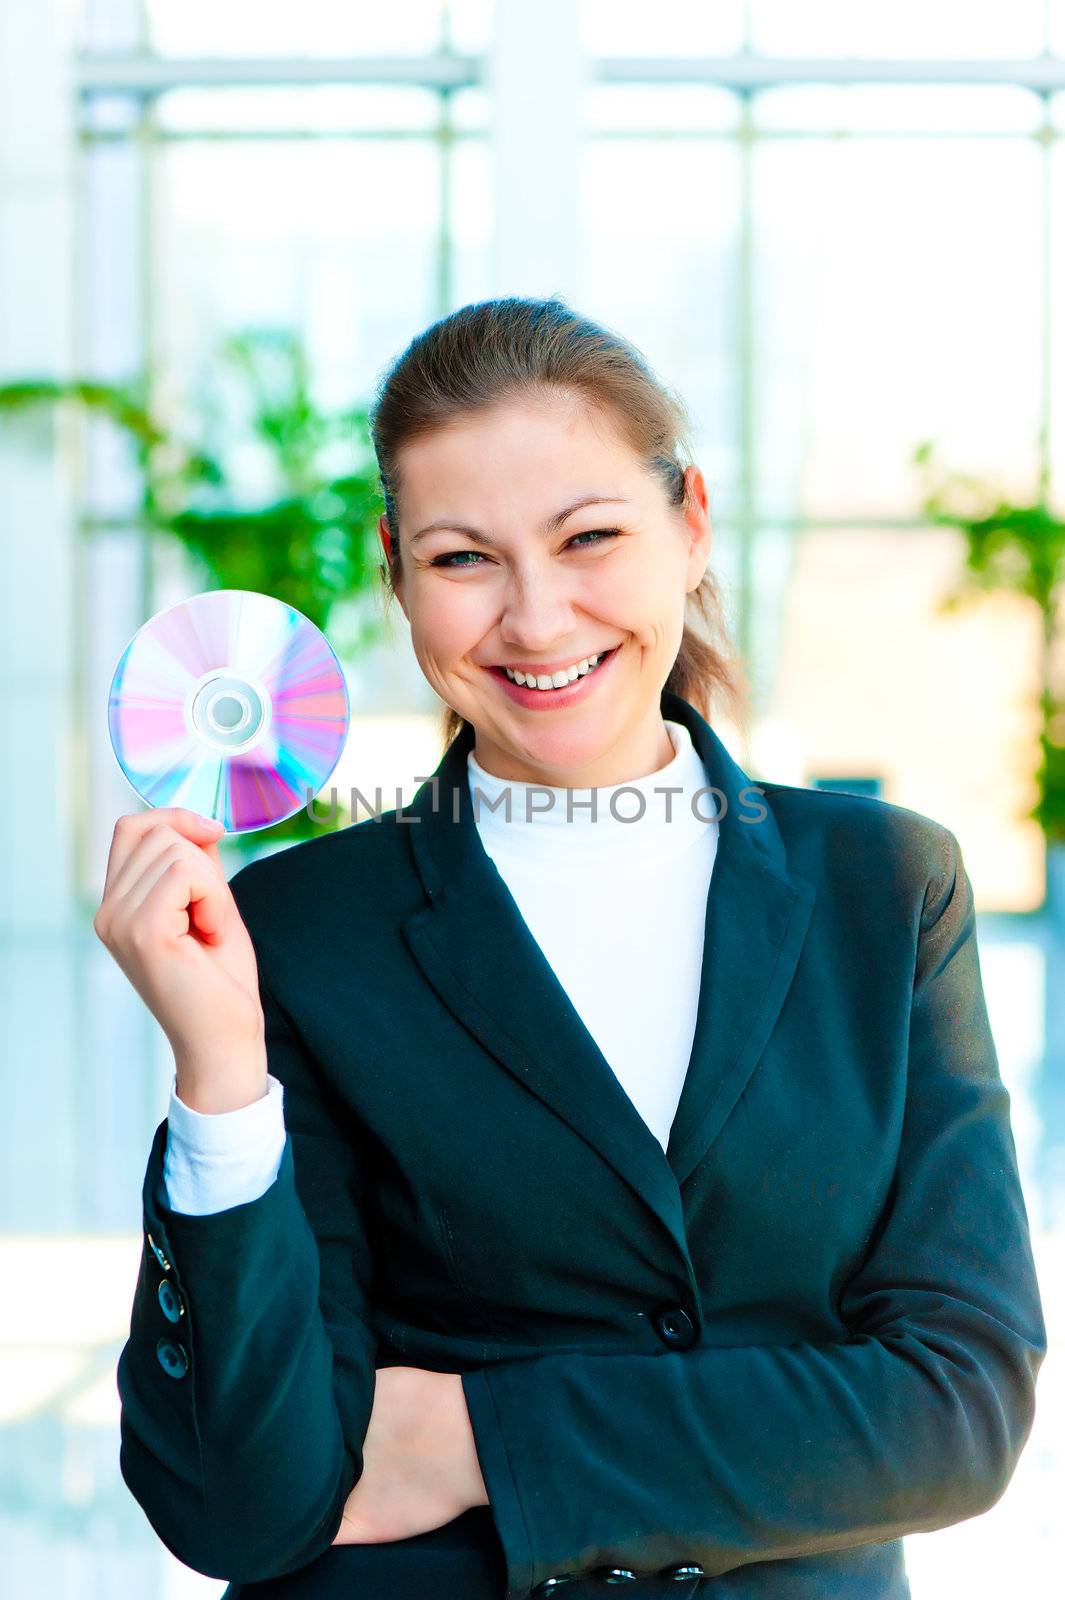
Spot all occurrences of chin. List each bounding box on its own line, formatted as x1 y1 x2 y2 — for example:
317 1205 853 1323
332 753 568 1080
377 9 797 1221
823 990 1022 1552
512 716 625 770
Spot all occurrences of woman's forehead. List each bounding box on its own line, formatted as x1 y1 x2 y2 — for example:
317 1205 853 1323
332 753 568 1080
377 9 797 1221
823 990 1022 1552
396 396 642 503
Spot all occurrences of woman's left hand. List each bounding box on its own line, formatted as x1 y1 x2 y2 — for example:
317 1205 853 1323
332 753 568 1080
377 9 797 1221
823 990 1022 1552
330 1366 489 1545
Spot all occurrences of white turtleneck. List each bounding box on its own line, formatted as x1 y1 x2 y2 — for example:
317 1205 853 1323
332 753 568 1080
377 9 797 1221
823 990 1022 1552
163 719 719 1214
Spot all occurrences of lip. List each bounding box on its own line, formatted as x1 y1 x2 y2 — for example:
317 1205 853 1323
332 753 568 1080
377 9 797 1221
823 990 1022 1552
487 644 622 710
493 649 617 675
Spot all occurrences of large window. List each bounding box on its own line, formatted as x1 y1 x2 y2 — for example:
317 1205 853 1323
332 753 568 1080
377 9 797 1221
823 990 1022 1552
74 0 1065 915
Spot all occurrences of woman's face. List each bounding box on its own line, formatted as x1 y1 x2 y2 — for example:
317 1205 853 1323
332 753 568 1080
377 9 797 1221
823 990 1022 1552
379 389 712 787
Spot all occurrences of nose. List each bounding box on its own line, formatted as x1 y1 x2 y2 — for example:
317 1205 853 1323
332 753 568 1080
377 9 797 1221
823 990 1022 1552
497 564 579 654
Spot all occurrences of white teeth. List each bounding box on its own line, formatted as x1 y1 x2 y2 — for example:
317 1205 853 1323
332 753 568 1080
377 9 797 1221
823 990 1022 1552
503 651 606 688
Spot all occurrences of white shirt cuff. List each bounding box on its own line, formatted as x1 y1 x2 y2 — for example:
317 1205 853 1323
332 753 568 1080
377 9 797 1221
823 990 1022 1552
163 1071 287 1216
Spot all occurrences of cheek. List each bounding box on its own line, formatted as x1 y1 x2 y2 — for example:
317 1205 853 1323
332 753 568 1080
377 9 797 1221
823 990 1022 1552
409 582 492 659
590 549 685 624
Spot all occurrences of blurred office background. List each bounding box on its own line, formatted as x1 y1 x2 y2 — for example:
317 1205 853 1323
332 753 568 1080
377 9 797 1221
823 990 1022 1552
1 0 1062 1594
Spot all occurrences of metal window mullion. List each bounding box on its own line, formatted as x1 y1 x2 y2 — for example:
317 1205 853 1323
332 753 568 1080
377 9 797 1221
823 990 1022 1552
74 53 1065 96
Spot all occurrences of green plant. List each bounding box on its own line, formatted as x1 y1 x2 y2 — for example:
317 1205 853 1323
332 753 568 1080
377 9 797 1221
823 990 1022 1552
913 440 1065 845
0 326 390 847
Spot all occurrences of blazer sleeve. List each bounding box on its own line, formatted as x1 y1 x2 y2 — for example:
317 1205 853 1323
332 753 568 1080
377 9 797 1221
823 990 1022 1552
460 826 1048 1600
116 961 378 1584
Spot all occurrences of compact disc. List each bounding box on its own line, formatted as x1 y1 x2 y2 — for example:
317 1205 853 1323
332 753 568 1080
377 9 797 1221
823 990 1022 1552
107 589 350 833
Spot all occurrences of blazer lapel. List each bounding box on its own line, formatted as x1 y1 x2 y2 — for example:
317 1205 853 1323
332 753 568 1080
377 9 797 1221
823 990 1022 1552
663 696 817 1188
399 687 816 1252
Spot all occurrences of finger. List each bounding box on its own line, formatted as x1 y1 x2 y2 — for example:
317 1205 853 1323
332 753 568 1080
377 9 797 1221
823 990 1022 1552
103 808 223 899
104 828 217 919
106 821 225 911
199 833 227 875
130 850 230 946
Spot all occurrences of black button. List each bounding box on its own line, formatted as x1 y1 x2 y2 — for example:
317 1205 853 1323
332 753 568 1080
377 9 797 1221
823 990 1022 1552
599 1569 638 1583
530 1580 575 1595
156 1338 189 1379
664 1565 705 1580
654 1307 695 1348
157 1278 185 1323
147 1231 171 1272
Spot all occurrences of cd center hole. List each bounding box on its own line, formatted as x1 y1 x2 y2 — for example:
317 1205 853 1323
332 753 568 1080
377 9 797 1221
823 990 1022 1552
209 693 249 732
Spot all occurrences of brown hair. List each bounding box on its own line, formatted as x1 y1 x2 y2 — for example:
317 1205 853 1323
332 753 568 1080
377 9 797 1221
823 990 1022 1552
369 296 750 748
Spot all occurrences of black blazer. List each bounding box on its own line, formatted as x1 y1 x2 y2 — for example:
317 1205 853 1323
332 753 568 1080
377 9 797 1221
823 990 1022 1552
116 687 1048 1600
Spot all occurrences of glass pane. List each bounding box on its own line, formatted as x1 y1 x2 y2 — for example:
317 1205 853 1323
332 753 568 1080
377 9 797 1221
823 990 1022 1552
79 0 141 51
149 134 445 477
770 526 1044 912
748 0 1046 59
753 83 1044 135
579 137 743 521
449 139 494 305
446 0 495 52
581 0 746 56
145 0 447 56
751 130 1044 521
584 84 741 134
450 85 490 132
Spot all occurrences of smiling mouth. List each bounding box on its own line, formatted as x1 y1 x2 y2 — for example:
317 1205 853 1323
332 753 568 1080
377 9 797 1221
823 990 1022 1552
490 645 620 690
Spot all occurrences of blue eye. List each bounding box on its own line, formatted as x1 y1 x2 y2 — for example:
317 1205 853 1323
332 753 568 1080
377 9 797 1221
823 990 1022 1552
429 529 620 569
430 550 484 569
567 529 619 550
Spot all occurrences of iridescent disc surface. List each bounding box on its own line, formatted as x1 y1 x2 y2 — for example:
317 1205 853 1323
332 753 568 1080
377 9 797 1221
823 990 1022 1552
107 589 350 833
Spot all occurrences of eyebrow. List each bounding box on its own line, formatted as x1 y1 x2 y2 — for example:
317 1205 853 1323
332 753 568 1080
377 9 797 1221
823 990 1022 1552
409 494 631 548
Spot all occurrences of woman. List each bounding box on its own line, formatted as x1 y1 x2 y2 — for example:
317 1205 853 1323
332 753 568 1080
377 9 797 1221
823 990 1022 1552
96 298 1047 1600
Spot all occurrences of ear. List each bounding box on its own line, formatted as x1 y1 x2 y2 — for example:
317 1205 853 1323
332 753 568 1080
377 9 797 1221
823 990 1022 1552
377 513 408 619
377 513 393 566
682 466 713 592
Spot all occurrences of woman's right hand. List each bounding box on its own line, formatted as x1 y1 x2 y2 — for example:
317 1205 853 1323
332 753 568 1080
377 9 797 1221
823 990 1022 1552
93 806 268 1112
